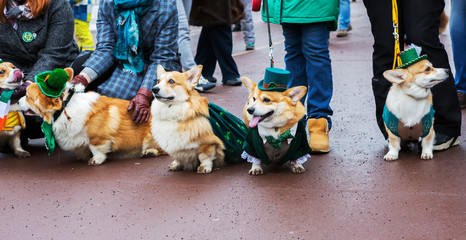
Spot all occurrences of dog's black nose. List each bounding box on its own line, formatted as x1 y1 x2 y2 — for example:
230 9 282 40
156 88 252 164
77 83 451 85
247 107 255 115
152 86 160 94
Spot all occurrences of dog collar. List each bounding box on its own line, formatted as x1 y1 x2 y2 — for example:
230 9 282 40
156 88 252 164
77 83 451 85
53 90 75 122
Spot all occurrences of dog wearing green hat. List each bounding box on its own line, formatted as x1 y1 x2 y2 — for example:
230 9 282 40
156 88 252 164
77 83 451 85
381 46 449 161
241 68 312 175
19 67 165 163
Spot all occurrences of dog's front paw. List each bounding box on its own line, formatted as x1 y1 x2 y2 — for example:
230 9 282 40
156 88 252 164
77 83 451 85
141 149 159 158
248 164 263 175
15 149 30 158
383 152 399 161
291 164 305 174
421 151 433 160
88 157 105 166
197 165 212 174
168 160 182 171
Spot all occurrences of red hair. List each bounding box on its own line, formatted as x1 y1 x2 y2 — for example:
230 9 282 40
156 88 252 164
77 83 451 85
0 0 51 23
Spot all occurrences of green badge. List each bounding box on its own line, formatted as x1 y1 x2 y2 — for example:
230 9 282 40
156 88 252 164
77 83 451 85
22 31 35 43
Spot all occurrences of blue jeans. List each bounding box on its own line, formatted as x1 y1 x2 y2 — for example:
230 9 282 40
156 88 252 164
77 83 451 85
339 0 351 30
450 0 466 93
240 0 255 45
176 0 196 70
282 23 333 129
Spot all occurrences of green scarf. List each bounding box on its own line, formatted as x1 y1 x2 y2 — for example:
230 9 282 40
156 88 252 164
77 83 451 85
113 0 153 73
41 121 55 156
265 130 294 148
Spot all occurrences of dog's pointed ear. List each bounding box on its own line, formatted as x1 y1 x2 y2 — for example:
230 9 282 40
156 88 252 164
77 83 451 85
157 65 166 79
186 65 202 89
285 86 307 105
383 69 407 84
64 68 74 82
241 77 256 94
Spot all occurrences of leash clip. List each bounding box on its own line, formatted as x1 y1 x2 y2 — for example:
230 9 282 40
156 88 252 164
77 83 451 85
392 23 399 40
269 46 274 68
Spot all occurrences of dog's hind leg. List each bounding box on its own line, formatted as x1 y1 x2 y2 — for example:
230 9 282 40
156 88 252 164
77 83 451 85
197 145 218 174
421 127 435 160
141 134 163 157
291 163 305 174
9 129 30 158
88 141 111 165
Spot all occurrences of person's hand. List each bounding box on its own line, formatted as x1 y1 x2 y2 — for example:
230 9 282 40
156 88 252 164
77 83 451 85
70 74 89 92
127 87 153 124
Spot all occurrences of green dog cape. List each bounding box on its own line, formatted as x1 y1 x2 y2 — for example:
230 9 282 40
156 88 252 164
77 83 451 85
208 103 247 164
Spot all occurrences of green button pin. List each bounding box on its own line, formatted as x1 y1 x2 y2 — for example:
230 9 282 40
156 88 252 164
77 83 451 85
22 31 35 42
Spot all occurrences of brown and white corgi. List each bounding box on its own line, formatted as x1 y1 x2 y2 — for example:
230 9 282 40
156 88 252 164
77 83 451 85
0 61 29 157
241 77 311 175
382 59 449 161
150 65 225 174
19 68 164 165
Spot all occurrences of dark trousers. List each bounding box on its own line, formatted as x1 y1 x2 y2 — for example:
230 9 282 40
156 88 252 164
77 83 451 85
194 26 240 82
363 0 461 139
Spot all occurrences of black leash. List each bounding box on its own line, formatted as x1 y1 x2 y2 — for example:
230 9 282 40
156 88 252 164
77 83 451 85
53 89 75 122
263 0 274 68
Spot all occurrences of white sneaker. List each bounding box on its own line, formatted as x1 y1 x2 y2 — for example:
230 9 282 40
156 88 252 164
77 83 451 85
195 75 216 92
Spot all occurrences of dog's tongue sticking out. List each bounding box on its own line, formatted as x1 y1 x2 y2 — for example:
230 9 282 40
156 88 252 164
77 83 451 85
249 115 261 128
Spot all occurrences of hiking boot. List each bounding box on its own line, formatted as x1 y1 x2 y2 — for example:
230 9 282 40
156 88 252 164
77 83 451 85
336 29 348 38
307 118 330 153
433 133 459 151
194 75 216 92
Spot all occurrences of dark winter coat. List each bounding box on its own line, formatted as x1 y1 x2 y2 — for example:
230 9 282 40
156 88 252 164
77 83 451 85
189 0 245 27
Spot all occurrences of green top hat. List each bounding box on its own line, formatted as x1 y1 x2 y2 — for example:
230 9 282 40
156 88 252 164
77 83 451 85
35 68 69 97
396 48 428 69
257 68 290 92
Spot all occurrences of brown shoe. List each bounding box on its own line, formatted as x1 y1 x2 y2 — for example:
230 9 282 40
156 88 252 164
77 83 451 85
336 29 348 38
307 118 330 153
458 91 466 108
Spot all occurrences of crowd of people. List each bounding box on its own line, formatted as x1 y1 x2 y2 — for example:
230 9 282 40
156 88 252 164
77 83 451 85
0 0 463 154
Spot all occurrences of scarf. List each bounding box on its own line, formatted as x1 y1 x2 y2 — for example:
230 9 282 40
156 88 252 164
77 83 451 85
113 0 153 73
265 130 294 149
4 0 34 30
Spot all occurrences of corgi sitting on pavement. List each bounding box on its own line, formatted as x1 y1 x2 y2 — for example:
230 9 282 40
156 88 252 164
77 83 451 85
151 65 247 174
241 68 312 175
382 48 449 161
0 60 30 157
19 68 164 164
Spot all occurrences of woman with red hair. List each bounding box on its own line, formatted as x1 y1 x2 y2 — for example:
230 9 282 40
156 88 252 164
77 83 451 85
0 0 79 140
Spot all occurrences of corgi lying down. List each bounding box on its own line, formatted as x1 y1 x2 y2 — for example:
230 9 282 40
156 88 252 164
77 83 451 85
382 56 449 161
19 68 164 165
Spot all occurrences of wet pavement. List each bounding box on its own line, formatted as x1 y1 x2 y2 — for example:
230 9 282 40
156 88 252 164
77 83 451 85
1 2 465 239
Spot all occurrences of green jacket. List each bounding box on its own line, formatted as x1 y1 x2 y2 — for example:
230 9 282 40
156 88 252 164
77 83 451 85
261 0 340 31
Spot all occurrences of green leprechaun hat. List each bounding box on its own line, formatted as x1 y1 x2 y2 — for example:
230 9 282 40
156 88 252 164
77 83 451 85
35 68 70 97
257 68 290 92
396 48 428 69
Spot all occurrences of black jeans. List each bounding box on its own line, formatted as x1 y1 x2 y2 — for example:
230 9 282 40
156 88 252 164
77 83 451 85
363 0 461 139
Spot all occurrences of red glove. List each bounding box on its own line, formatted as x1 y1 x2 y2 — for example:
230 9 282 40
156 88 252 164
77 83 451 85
70 75 89 91
128 87 153 124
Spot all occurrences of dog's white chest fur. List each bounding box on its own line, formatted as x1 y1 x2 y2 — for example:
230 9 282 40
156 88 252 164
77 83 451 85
53 92 100 151
150 101 199 153
386 86 431 126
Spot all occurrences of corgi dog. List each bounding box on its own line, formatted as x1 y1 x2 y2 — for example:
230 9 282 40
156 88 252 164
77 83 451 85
19 68 164 165
150 65 225 174
0 61 30 157
382 59 449 161
241 76 311 175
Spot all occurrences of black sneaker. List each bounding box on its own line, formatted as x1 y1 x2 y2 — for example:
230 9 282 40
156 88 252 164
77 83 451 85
194 76 216 92
204 76 217 83
433 133 459 151
223 78 242 86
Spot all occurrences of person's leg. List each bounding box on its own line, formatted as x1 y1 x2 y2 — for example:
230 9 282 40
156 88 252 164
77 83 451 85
362 0 397 139
338 0 351 30
194 27 217 78
240 0 255 49
206 26 241 84
403 0 461 145
176 0 196 71
282 23 307 102
301 22 333 129
450 0 466 94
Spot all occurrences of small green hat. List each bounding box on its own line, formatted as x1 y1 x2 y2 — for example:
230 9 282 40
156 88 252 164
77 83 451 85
396 48 428 69
35 68 69 97
257 68 290 92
